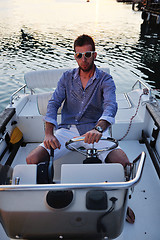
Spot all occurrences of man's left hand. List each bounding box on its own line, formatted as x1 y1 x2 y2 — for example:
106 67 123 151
83 129 102 144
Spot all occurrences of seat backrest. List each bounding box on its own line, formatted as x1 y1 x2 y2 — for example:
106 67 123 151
37 92 52 115
25 68 110 116
24 69 68 89
12 165 37 184
24 68 110 89
61 163 124 183
37 92 64 116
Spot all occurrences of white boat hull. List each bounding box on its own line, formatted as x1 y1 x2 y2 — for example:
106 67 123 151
0 68 160 239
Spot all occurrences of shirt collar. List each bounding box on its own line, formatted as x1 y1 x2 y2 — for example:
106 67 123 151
74 66 98 81
74 68 79 79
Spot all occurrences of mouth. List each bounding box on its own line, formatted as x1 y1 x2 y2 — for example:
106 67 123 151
81 63 89 69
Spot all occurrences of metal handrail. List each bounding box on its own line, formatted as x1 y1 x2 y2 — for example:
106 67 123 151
132 79 150 91
132 79 152 101
10 84 27 107
124 92 133 108
0 152 146 192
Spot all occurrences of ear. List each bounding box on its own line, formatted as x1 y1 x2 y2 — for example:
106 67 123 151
74 54 78 62
74 56 78 63
94 52 97 60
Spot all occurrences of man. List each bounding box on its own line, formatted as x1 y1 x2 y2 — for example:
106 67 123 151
26 34 129 168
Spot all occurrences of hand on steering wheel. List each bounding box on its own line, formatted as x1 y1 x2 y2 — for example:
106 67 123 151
83 129 102 144
65 136 118 157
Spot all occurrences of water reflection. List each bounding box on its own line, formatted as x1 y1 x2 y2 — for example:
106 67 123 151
139 22 160 97
0 0 160 113
141 21 160 37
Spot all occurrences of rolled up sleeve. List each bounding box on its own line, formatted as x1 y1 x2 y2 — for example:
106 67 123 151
98 75 118 125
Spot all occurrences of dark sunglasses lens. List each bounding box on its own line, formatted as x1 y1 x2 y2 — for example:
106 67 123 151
76 53 82 59
85 52 92 58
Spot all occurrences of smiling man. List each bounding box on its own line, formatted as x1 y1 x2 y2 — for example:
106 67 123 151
26 34 129 168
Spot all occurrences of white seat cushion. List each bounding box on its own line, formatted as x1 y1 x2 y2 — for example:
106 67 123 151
12 164 37 185
37 92 64 116
24 69 68 89
24 68 110 117
61 163 124 183
24 68 110 89
37 92 52 116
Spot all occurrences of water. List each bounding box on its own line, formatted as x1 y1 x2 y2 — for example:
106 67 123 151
0 0 160 113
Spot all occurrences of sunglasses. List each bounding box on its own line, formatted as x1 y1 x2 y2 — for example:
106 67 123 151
74 51 95 59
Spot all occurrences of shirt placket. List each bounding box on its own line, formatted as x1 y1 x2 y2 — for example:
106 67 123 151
74 71 97 123
75 89 86 123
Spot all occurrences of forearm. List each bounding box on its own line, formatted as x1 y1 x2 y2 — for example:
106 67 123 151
45 122 55 136
95 119 111 132
44 122 61 150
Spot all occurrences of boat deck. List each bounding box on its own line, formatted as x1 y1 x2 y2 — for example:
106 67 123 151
0 139 160 240
117 140 160 240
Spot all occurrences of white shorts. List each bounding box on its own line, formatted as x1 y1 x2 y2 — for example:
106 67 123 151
40 125 120 163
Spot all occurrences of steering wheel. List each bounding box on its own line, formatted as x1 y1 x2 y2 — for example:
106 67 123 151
65 136 118 164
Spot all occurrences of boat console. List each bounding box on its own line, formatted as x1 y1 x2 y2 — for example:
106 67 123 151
0 135 145 240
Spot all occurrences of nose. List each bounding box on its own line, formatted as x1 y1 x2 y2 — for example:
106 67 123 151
81 55 87 61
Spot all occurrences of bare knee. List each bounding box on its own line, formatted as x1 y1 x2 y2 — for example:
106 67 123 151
26 146 49 164
26 153 39 164
105 149 129 168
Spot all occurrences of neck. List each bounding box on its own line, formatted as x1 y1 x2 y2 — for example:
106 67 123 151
79 65 96 89
79 65 95 79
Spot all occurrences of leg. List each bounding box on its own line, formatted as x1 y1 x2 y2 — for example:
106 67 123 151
26 126 80 164
93 129 129 167
105 148 130 168
26 146 49 164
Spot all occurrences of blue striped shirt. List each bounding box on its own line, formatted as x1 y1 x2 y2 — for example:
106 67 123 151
45 67 117 135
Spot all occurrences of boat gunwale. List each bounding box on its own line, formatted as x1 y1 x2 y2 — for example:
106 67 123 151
0 152 146 192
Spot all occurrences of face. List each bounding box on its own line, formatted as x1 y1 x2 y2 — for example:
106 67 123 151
74 44 97 72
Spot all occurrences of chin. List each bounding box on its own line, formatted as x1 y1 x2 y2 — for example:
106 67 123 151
80 64 93 72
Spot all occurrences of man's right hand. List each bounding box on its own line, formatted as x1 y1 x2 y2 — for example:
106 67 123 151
44 122 61 150
44 134 61 150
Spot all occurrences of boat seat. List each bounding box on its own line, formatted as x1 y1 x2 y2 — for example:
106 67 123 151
61 163 125 183
24 68 110 90
24 69 68 90
18 68 110 141
12 163 125 185
37 92 64 116
37 92 52 115
12 164 37 185
24 68 110 117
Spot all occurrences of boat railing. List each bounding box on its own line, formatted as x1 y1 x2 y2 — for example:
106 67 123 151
132 79 153 102
9 71 154 107
10 84 27 107
0 152 146 192
123 92 133 108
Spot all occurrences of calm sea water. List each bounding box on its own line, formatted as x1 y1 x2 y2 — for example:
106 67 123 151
0 0 160 113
